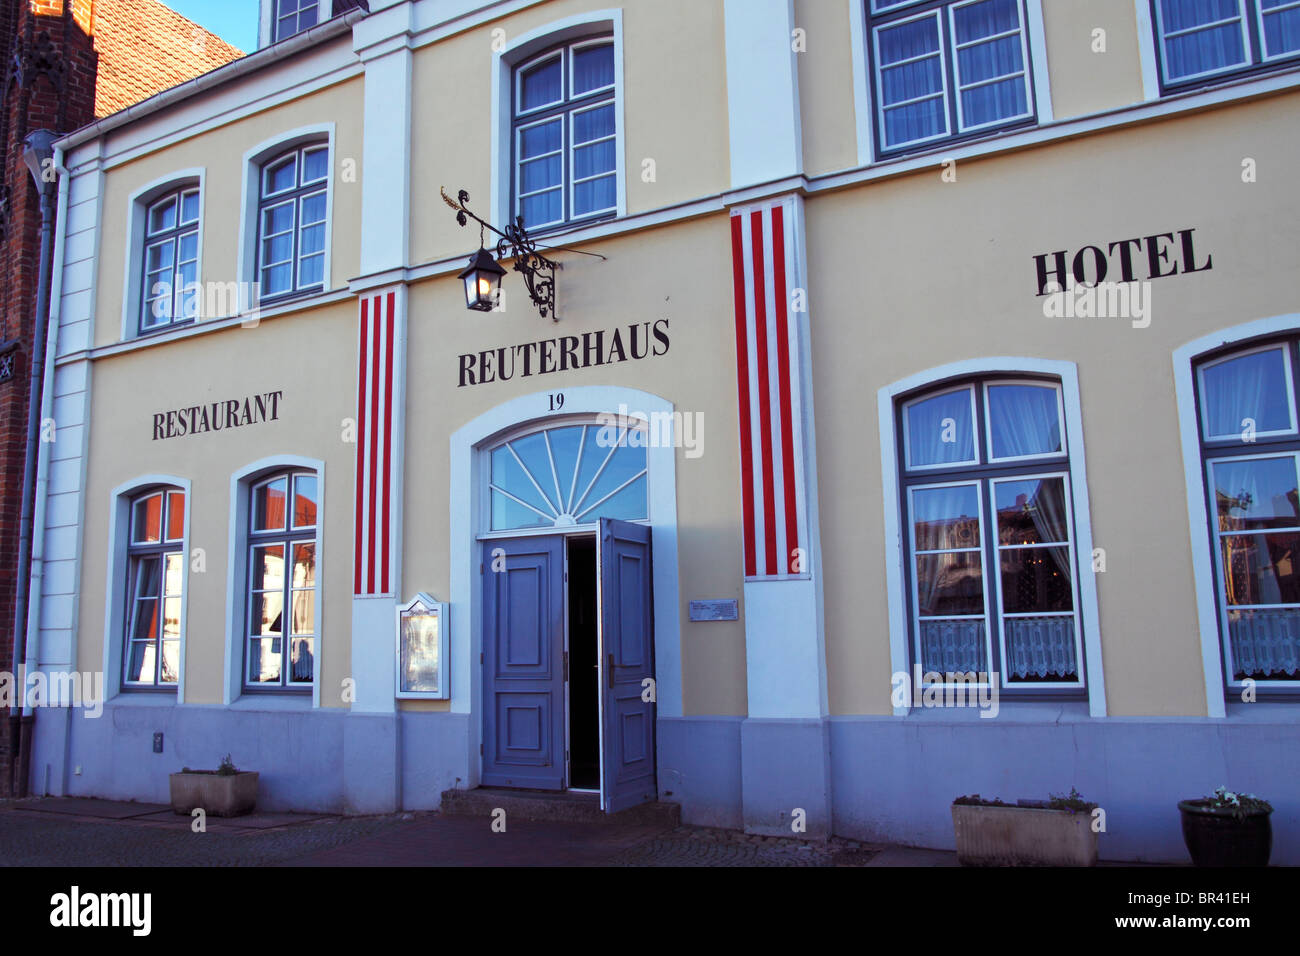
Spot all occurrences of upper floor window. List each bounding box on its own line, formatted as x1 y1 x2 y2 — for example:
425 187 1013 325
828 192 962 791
513 37 617 230
898 378 1084 690
140 186 200 334
274 0 320 42
245 470 318 690
869 0 1035 155
1153 0 1300 88
1196 340 1300 688
257 144 329 302
123 488 186 688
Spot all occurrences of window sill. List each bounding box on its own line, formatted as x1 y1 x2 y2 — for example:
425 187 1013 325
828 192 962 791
229 692 316 710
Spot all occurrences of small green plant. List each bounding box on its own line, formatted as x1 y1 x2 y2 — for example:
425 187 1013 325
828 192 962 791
1202 786 1272 820
216 753 238 777
1048 787 1098 814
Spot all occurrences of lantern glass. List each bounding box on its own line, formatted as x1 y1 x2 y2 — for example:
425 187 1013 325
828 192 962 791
458 248 505 312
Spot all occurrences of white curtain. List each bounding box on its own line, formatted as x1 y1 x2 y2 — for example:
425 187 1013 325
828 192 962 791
907 391 973 467
878 15 945 146
987 385 1061 458
920 620 987 675
1230 609 1300 678
1201 349 1288 438
1262 0 1300 58
1004 616 1077 679
1161 0 1247 79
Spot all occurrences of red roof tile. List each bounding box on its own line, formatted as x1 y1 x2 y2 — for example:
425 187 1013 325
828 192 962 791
92 0 245 119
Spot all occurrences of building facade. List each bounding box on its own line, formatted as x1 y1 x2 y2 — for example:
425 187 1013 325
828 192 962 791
0 0 239 796
23 0 1300 861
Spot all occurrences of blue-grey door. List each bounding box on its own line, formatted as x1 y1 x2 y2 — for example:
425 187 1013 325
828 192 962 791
482 536 565 790
597 518 657 812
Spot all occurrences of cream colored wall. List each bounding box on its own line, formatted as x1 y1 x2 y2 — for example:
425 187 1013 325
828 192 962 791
796 0 859 176
400 214 749 717
410 0 730 267
1042 0 1146 120
93 78 364 350
810 91 1300 717
77 302 358 706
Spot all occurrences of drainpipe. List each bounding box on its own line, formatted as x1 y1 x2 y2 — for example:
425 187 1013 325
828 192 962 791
9 130 59 798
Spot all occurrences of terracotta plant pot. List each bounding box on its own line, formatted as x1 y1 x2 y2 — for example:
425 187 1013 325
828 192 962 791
1178 799 1272 867
169 770 259 817
951 802 1098 866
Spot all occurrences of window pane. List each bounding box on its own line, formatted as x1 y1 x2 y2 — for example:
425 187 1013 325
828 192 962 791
520 155 562 194
164 552 184 597
912 484 981 550
265 156 297 194
301 191 327 226
1160 0 1247 80
162 596 182 641
547 425 586 512
160 640 179 683
289 637 314 683
165 491 185 541
148 196 177 235
575 443 646 517
248 637 282 683
302 147 329 183
520 119 561 159
960 75 1028 127
520 189 562 227
251 592 284 636
1000 546 1073 613
987 384 1062 459
1221 533 1300 605
1004 616 1078 682
995 477 1069 545
881 55 945 106
178 231 198 264
574 140 616 180
254 479 289 531
293 475 318 528
126 642 157 683
572 103 615 144
574 175 616 216
291 590 315 635
131 597 159 642
906 389 974 467
262 263 293 296
252 544 285 592
1262 0 1300 58
299 223 325 258
1200 348 1293 439
572 43 614 94
918 619 987 674
491 488 553 530
298 2 318 30
1211 457 1300 531
953 0 1020 43
915 552 985 615
1162 0 1240 32
1227 608 1300 680
133 494 163 543
879 14 941 65
956 33 1024 85
263 201 295 237
576 472 646 522
298 253 325 288
145 239 174 274
180 191 200 224
520 56 562 111
491 444 555 527
293 542 316 588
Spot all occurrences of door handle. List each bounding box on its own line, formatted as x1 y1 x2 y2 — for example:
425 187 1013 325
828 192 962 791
607 653 614 689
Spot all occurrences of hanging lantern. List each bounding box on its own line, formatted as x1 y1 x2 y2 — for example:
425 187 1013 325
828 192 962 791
458 247 506 312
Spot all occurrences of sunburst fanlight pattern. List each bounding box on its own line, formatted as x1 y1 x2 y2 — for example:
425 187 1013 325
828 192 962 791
489 422 648 530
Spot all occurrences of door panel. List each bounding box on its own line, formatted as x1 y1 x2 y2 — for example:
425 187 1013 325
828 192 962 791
597 518 656 812
482 537 565 790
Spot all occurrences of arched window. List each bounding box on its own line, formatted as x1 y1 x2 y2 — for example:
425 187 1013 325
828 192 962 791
486 419 647 532
123 487 186 687
513 36 617 229
257 143 329 301
1195 338 1300 688
245 469 318 689
139 185 200 333
898 376 1084 688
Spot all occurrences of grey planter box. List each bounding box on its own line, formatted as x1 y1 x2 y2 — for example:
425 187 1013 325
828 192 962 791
169 771 259 817
952 803 1098 866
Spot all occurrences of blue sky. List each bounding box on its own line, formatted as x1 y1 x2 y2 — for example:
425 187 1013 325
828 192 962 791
161 1 260 54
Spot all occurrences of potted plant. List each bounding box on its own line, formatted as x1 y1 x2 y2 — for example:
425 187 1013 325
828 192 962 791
951 788 1099 866
1178 787 1273 867
169 754 259 817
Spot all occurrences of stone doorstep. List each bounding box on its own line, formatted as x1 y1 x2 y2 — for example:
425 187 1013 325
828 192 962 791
440 787 682 828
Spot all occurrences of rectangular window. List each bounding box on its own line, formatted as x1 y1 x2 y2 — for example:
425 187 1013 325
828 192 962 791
512 37 617 229
870 0 1035 154
274 0 321 42
1152 0 1300 88
139 187 200 333
123 489 185 688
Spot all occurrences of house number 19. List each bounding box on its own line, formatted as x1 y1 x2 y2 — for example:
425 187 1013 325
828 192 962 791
549 393 565 411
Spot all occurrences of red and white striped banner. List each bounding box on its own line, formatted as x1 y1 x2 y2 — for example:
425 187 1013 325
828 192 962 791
354 289 397 596
730 198 809 580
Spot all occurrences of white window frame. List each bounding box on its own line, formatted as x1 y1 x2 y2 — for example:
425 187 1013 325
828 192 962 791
1204 448 1300 691
120 170 205 342
906 478 995 689
490 10 626 234
989 469 1085 691
1152 0 1252 86
879 358 1106 715
259 0 332 48
102 475 192 703
1196 341 1298 442
982 378 1068 464
901 383 979 470
225 455 326 707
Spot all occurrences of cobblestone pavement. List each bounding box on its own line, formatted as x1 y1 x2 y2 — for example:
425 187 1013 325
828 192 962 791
0 799 884 866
